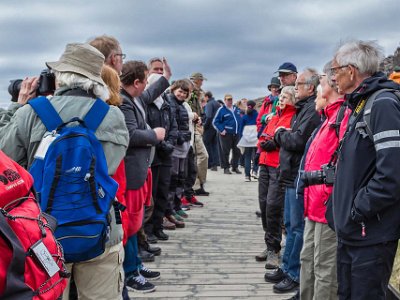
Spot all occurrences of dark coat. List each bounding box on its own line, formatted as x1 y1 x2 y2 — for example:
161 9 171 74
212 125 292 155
120 76 170 189
274 95 321 186
331 73 400 246
203 97 220 142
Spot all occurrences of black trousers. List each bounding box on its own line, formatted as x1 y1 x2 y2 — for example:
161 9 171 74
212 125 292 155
219 133 241 170
203 128 219 168
258 165 285 252
183 146 197 198
337 240 398 300
145 164 171 232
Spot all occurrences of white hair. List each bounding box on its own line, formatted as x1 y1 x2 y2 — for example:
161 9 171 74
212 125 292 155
334 40 384 76
55 71 110 100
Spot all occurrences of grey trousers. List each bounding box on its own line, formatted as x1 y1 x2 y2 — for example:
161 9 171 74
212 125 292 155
300 218 338 300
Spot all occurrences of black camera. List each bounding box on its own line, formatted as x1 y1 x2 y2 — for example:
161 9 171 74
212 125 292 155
7 69 55 102
301 163 336 187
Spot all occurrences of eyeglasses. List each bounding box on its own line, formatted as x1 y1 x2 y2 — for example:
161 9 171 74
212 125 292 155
294 82 309 88
330 65 350 75
225 98 233 101
114 53 126 59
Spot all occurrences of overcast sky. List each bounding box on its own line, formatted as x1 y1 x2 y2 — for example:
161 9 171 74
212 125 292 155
1 0 399 107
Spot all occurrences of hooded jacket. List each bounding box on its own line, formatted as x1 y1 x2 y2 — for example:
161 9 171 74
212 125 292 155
331 73 400 246
274 95 321 186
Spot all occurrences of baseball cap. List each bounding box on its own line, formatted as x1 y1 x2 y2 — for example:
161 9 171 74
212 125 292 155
276 62 297 74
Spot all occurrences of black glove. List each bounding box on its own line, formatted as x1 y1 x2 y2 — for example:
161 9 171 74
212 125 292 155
158 141 174 156
260 140 277 152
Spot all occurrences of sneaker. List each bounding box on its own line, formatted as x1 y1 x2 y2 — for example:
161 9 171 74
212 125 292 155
245 176 251 182
265 250 280 269
232 168 242 174
224 168 232 174
175 209 188 219
140 265 161 280
211 166 218 171
252 171 258 179
181 196 193 207
181 205 191 211
189 196 204 207
126 273 156 293
255 248 268 262
162 217 176 230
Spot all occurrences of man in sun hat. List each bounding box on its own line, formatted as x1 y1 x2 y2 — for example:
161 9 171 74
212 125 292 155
0 42 129 300
276 62 298 87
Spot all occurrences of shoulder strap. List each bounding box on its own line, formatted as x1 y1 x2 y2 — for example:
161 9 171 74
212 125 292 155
332 102 348 138
0 212 34 299
28 96 63 131
83 99 110 132
363 89 400 141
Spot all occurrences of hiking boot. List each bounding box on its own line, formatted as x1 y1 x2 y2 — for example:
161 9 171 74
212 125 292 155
232 168 242 174
194 186 210 196
224 168 232 174
141 241 161 256
146 232 158 244
188 196 204 207
265 250 280 269
175 209 188 219
139 265 161 280
273 277 299 294
245 176 251 182
264 267 286 283
138 247 155 262
162 217 176 230
255 248 268 262
153 229 169 241
166 215 185 228
126 272 156 293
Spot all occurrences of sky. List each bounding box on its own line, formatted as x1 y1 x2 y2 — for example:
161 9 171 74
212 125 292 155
1 0 400 107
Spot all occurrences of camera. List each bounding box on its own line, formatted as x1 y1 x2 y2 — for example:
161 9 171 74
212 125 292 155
301 163 336 187
7 69 55 102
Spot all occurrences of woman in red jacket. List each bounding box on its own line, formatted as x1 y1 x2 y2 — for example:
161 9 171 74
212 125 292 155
255 86 297 268
299 62 350 300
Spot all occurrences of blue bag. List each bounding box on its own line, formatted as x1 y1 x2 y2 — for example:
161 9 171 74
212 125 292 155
28 96 117 263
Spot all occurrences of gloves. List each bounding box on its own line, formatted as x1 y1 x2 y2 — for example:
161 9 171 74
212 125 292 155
177 132 191 145
260 140 277 152
158 141 174 155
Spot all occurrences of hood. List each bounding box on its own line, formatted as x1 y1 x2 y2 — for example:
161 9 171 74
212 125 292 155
346 72 400 109
324 97 346 119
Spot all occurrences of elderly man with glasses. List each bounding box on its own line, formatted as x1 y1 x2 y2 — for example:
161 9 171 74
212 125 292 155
328 40 400 300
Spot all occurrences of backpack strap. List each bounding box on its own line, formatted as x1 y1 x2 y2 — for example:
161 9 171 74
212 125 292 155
83 99 110 131
0 212 34 299
28 96 63 131
330 102 348 138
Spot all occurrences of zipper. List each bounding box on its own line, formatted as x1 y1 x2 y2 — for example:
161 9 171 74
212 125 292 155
361 222 366 237
57 234 100 241
58 220 106 227
54 133 88 144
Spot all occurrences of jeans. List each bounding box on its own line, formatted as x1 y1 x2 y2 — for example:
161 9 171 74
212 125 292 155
243 147 259 177
123 234 142 278
281 186 304 282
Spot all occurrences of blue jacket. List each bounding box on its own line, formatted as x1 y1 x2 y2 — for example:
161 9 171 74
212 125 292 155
213 105 241 134
240 110 258 135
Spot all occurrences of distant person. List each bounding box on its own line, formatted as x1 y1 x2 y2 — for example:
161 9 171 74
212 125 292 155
89 35 125 75
148 57 164 75
256 76 281 134
203 91 220 171
276 62 297 87
213 94 242 174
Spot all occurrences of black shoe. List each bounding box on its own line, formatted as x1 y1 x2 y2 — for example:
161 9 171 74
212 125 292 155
264 267 286 283
126 271 156 293
139 265 161 280
232 168 242 174
138 248 155 262
255 210 262 218
211 166 218 171
146 232 158 244
224 168 232 174
194 187 210 196
153 229 169 241
141 241 161 256
273 277 299 294
285 290 299 300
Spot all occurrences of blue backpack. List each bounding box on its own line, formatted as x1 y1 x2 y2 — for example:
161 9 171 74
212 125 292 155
28 96 118 263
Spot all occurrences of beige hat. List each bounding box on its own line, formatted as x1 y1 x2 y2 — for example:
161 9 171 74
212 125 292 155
46 43 106 86
190 72 207 81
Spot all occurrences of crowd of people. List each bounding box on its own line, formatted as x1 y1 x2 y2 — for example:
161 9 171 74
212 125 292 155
0 36 399 300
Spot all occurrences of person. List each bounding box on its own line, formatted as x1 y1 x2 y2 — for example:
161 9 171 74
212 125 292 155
238 100 259 181
256 77 281 134
213 94 242 174
89 35 125 75
189 72 210 196
389 65 400 84
148 57 164 75
0 43 129 300
276 62 297 87
265 68 320 295
203 91 220 171
329 40 400 300
256 87 296 268
119 59 171 293
298 61 351 300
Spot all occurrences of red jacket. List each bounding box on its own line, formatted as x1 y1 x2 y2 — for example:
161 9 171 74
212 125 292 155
256 95 279 132
303 98 350 223
258 105 296 168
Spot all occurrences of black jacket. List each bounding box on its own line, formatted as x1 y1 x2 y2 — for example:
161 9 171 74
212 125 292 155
331 73 400 246
120 76 170 189
167 93 191 145
274 95 321 186
203 97 220 142
147 95 178 167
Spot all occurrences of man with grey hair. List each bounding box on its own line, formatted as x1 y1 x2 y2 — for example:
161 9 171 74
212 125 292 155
0 43 129 300
328 40 400 300
265 68 320 297
89 35 125 75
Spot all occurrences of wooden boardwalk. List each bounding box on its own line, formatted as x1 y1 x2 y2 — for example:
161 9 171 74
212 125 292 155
130 169 295 299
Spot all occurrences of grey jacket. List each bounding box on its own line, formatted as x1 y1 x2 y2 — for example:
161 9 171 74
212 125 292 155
0 87 129 247
120 76 170 190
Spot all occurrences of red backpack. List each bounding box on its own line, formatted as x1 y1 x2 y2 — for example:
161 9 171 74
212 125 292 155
0 150 68 299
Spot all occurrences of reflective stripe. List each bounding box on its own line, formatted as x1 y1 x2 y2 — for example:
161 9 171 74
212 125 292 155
373 130 400 143
375 140 400 151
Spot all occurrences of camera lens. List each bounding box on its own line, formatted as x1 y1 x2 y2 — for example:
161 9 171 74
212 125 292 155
301 170 325 187
8 79 23 102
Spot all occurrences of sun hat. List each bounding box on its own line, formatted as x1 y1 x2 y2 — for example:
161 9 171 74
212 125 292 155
268 76 281 91
190 72 207 81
